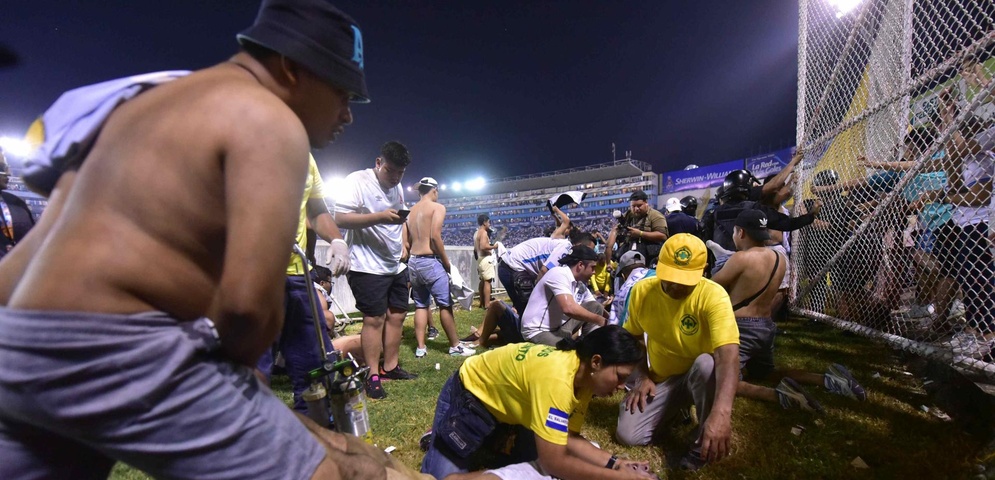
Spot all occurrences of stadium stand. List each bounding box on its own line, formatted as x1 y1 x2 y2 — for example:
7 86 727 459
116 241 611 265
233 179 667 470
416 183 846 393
440 158 658 247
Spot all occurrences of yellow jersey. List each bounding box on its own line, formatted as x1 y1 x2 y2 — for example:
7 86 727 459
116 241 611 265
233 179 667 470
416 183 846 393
459 343 591 446
287 154 325 275
624 277 738 382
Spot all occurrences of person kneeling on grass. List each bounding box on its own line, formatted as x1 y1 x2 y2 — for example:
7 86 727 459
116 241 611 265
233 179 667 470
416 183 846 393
420 326 658 480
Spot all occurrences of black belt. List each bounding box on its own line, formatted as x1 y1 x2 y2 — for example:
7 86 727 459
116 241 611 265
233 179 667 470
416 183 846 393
412 254 441 259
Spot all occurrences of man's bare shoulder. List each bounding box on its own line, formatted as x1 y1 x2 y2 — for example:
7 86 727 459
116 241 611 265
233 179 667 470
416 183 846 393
162 65 307 148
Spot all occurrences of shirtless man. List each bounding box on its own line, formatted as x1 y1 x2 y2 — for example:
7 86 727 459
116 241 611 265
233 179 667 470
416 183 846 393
711 210 866 413
0 2 410 478
474 213 496 308
406 177 474 358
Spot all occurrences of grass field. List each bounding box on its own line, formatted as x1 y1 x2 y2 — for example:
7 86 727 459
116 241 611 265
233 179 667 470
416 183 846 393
112 306 985 479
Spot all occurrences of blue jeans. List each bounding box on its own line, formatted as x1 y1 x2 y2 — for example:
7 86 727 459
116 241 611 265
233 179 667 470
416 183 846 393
420 373 537 478
256 275 333 412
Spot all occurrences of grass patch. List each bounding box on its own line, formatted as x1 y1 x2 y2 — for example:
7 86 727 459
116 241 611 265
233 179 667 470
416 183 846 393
112 307 982 479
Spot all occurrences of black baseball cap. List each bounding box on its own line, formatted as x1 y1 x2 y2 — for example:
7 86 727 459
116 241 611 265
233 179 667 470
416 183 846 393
629 190 648 202
238 0 370 103
734 209 771 242
558 245 599 264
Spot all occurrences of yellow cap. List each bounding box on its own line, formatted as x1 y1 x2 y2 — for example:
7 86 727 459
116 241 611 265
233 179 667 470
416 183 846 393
656 234 707 286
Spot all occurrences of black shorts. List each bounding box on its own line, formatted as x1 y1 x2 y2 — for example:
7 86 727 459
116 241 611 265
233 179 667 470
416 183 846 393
347 270 410 317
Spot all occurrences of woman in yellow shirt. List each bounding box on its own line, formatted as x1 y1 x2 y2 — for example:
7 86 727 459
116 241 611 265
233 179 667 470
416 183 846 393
420 325 657 480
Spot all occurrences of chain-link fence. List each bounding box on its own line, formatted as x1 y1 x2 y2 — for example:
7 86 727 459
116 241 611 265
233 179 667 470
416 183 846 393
792 0 995 378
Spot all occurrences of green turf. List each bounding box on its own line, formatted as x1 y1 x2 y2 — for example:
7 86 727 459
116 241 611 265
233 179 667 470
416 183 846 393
111 307 984 479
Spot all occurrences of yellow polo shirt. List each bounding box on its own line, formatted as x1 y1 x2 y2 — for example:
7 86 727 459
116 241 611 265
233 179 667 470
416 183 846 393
460 344 591 446
624 277 738 382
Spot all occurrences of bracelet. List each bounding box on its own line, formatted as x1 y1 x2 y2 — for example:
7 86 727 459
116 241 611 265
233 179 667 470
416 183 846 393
605 454 618 470
331 238 348 247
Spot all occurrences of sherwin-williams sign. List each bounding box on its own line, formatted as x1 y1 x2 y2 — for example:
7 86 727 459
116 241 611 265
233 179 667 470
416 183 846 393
661 160 743 193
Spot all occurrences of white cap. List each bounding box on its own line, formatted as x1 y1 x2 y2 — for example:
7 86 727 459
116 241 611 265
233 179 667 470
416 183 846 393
665 197 682 213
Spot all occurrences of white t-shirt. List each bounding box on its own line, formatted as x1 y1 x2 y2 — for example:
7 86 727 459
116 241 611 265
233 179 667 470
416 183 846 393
334 168 406 275
500 237 571 275
521 265 595 340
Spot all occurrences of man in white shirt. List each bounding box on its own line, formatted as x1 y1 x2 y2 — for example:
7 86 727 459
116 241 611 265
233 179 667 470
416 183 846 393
519 245 608 346
496 230 594 315
334 141 414 399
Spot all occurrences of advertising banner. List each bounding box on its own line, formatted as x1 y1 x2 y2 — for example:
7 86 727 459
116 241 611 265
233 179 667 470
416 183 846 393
661 159 743 193
745 147 796 180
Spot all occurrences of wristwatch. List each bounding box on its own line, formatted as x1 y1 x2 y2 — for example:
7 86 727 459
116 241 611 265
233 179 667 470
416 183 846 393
606 454 619 470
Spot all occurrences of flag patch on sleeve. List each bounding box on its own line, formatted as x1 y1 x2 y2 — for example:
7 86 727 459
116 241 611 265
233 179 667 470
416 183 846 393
545 407 569 432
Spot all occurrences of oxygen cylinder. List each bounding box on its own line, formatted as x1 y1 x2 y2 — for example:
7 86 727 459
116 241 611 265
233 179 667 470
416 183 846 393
328 376 372 443
303 381 331 428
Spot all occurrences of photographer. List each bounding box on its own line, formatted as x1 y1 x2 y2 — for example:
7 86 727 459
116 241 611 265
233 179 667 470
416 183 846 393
612 190 668 265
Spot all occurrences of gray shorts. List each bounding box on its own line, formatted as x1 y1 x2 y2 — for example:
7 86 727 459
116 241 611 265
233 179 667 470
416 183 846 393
737 316 776 380
0 308 325 480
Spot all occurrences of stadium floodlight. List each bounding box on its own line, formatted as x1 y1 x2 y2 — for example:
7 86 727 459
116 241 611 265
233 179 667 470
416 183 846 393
0 136 33 157
827 0 862 18
452 182 462 192
439 184 447 191
323 176 347 202
407 186 412 192
465 177 486 191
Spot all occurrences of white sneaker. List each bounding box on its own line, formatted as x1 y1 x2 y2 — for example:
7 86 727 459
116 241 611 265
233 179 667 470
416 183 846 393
952 336 994 359
938 331 976 348
449 345 476 357
415 347 428 358
948 300 966 320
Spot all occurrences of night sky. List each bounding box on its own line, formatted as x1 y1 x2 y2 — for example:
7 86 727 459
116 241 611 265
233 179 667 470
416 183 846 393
0 1 799 188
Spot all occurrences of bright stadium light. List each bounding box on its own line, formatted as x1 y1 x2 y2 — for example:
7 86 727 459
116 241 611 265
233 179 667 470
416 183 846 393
407 186 412 192
827 0 863 18
439 184 447 191
465 177 486 191
0 136 34 157
452 182 462 192
323 176 347 202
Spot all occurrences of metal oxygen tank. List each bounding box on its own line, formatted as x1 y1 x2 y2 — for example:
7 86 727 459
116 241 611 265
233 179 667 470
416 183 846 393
328 364 373 443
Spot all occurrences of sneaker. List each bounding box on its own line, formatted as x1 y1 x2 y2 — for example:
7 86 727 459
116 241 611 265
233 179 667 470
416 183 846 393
948 299 966 320
824 364 866 401
678 448 707 471
380 364 419 380
427 326 440 340
952 335 995 359
415 347 428 358
939 330 980 349
365 375 386 400
419 429 433 452
775 378 824 413
897 304 935 321
449 345 476 357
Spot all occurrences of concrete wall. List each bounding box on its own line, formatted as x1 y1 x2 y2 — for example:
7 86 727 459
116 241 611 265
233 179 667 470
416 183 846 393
314 243 503 314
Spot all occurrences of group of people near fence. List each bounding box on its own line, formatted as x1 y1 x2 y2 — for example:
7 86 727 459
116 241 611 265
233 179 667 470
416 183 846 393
0 0 977 478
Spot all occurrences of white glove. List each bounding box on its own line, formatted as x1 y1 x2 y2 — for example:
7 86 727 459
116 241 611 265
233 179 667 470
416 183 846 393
324 239 351 276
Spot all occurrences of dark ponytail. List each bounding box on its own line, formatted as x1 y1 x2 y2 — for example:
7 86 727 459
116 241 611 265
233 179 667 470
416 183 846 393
556 325 644 366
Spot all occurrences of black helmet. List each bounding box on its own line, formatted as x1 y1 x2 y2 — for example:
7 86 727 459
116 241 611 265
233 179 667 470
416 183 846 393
812 169 840 187
679 195 698 216
721 169 758 200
